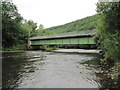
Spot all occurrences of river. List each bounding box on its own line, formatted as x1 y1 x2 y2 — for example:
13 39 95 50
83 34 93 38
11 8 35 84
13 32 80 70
2 49 116 88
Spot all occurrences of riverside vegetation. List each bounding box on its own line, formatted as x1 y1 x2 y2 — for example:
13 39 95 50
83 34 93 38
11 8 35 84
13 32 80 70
95 2 120 85
2 1 120 87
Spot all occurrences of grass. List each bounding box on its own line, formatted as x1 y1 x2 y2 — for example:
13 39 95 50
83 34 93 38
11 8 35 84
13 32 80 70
44 46 58 51
3 44 27 51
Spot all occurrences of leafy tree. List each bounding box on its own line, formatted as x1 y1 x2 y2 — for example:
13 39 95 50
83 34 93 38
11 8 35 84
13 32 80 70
38 24 44 30
2 1 23 48
27 20 37 37
96 2 120 65
20 22 31 42
2 1 32 50
96 2 120 34
27 20 37 31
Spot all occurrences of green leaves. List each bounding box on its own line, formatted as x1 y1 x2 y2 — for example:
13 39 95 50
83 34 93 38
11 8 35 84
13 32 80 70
2 1 22 22
27 20 37 31
2 1 28 48
44 14 99 35
96 2 120 65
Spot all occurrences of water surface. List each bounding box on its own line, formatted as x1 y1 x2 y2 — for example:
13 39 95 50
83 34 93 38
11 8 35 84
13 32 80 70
2 50 102 88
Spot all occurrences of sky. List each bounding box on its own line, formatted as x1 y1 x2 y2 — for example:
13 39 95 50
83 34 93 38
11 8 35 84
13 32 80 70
12 0 98 28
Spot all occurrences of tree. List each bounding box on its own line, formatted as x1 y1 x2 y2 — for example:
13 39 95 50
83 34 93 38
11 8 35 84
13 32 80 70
27 20 37 37
27 20 37 30
38 24 44 30
2 1 31 49
96 2 120 64
96 2 120 34
2 1 23 48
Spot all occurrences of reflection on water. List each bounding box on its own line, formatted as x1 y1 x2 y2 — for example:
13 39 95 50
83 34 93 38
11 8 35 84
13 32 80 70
2 50 118 88
2 51 45 88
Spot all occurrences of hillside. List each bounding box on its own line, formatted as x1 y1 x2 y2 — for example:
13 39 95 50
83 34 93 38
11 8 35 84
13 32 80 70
36 14 99 36
46 14 99 34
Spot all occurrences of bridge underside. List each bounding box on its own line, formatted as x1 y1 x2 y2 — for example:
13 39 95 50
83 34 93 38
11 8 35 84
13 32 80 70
30 36 95 46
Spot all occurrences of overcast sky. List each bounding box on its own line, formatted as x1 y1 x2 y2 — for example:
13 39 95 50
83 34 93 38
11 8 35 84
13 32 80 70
12 0 98 28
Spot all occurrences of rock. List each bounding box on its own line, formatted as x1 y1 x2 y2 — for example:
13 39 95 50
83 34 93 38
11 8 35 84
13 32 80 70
95 71 100 74
83 64 89 67
95 71 104 74
80 71 83 73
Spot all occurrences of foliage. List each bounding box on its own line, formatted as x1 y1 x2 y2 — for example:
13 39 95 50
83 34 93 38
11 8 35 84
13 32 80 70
27 20 38 37
38 24 44 30
43 46 57 51
2 1 30 49
27 20 37 30
2 1 46 50
3 44 27 51
22 20 38 37
46 14 99 35
35 14 99 36
2 1 22 48
96 2 120 67
36 29 55 36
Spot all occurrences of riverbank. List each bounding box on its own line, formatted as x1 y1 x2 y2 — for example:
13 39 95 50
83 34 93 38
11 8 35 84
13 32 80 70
2 44 28 51
53 49 119 88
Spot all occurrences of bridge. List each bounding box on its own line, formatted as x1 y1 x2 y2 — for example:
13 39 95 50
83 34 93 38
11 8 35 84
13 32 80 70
29 33 95 47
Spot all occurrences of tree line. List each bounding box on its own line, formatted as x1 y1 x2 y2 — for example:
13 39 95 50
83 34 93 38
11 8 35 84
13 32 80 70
45 14 99 35
2 1 45 50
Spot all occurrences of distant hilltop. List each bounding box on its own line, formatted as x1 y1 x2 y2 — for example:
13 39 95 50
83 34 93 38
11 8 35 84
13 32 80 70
46 14 99 34
36 14 99 37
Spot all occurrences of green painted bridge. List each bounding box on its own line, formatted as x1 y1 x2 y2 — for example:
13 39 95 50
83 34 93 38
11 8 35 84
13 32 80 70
29 34 95 46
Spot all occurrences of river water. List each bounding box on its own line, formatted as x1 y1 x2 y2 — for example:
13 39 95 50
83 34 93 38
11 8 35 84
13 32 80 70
2 49 112 88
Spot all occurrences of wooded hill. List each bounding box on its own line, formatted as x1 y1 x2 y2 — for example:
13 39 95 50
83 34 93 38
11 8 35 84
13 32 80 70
46 14 99 34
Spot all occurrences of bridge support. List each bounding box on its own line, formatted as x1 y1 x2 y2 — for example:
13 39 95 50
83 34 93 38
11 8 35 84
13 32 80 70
31 45 45 50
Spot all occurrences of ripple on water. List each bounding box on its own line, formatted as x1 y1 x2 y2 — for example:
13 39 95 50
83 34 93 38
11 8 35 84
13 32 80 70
3 50 113 88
